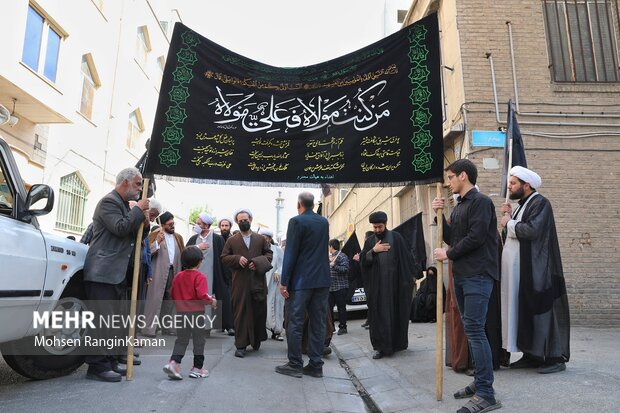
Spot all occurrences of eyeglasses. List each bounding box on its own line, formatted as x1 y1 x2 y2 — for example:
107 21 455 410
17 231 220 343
446 174 457 180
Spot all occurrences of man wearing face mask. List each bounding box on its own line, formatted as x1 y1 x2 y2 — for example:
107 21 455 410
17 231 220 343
186 213 233 336
221 209 273 358
360 211 415 360
142 211 184 337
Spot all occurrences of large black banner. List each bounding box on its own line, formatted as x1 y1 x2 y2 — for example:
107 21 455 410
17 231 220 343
145 14 443 186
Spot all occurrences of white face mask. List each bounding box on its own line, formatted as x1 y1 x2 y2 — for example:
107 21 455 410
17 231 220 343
193 224 202 234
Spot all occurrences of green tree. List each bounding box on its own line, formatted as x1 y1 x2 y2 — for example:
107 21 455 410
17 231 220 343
188 205 216 227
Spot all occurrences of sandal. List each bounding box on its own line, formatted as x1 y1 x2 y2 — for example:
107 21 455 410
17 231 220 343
454 382 476 399
457 395 502 413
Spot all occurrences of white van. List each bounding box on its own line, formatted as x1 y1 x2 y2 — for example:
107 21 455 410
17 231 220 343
0 136 88 379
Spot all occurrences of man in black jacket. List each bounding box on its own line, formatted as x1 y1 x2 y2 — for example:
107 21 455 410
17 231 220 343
433 159 501 413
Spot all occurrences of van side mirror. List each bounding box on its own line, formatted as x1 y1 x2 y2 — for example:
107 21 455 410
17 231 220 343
25 184 54 216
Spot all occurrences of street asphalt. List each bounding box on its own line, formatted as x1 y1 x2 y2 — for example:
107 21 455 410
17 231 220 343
0 329 368 413
0 319 618 412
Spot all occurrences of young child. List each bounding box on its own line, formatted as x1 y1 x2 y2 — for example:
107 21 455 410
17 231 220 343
163 246 217 380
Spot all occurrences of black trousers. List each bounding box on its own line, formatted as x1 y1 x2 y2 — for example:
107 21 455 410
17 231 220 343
329 288 348 328
171 312 206 368
84 280 126 373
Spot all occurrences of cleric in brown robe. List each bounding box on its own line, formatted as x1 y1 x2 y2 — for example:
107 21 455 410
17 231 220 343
221 209 273 358
360 211 417 359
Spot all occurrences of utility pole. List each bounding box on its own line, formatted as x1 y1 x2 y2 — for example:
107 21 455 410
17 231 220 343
275 191 284 243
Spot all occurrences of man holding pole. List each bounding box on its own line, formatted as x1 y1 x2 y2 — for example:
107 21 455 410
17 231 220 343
500 166 570 374
83 167 149 382
433 159 501 412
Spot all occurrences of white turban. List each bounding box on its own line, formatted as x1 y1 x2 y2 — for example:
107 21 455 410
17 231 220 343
258 228 274 238
198 213 214 226
234 208 253 222
219 217 234 226
510 166 542 189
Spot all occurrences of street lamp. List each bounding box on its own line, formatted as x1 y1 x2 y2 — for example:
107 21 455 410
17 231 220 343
275 191 284 243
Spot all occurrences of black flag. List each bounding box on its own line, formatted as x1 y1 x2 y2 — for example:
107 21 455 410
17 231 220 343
135 139 156 198
500 100 527 198
393 212 426 279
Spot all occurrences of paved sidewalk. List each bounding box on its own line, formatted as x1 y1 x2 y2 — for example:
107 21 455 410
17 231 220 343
0 331 369 413
331 319 620 412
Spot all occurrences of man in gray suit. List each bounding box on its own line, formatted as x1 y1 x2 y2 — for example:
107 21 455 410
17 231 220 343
83 167 149 382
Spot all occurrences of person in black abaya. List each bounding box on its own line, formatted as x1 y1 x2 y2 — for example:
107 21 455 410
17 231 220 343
360 211 418 359
411 266 445 322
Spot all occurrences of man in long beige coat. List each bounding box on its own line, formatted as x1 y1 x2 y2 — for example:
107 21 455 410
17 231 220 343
221 209 273 358
142 211 184 337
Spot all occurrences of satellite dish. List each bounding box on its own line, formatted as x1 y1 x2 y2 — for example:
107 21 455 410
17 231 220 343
0 104 10 125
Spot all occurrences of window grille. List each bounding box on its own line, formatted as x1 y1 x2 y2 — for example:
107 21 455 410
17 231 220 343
55 172 88 233
543 0 620 82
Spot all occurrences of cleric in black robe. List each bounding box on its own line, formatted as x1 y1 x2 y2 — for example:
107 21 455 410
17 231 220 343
360 211 417 359
500 166 570 374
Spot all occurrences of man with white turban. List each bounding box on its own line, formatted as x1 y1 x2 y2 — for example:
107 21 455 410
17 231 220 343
259 228 285 340
186 213 229 335
500 166 570 374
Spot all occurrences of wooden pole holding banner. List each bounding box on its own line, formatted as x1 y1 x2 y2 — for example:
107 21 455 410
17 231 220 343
126 178 149 380
505 138 513 203
435 182 444 401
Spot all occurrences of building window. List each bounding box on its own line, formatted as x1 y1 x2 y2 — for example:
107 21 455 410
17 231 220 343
397 10 408 24
55 172 89 233
79 54 101 120
127 109 144 150
22 4 63 82
159 20 169 35
156 56 165 89
543 0 620 82
93 0 104 13
136 26 151 69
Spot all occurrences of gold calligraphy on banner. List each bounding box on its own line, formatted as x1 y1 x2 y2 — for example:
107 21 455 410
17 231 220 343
204 64 398 91
191 155 233 169
192 132 235 169
248 162 289 172
360 135 401 173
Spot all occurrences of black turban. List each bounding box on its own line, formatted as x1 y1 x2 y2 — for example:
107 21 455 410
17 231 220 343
159 211 174 225
369 211 388 224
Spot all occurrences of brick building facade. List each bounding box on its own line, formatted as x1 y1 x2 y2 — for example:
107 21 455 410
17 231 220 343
323 0 620 326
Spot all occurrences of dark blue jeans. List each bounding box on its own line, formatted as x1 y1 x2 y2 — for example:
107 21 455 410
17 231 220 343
453 274 495 400
286 287 329 369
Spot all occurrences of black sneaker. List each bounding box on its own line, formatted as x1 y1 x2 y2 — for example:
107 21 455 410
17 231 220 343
86 370 122 382
302 364 323 378
275 363 302 378
337 327 348 335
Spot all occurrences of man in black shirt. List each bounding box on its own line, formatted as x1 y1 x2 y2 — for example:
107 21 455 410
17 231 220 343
433 159 501 413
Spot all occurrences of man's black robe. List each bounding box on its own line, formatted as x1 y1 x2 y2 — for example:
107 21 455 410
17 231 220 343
360 229 415 354
515 194 570 361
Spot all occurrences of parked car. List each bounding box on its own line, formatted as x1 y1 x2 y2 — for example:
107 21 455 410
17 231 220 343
0 136 88 379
